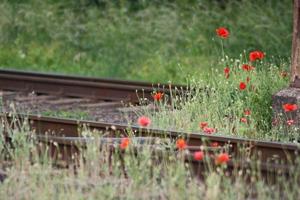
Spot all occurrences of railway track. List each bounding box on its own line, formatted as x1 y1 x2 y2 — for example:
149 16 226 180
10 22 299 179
0 69 185 102
0 69 299 181
0 69 186 124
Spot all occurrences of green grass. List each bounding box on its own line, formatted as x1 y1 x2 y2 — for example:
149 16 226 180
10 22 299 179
0 0 293 83
42 110 90 120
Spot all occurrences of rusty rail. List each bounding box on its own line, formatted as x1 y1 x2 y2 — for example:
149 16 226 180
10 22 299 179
0 69 186 103
2 113 299 166
13 132 299 181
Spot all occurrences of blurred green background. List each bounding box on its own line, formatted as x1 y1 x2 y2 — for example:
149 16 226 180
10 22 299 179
0 0 292 83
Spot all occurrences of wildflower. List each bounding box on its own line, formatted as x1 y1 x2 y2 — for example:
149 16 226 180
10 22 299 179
138 116 151 127
216 27 229 39
203 127 216 134
224 67 230 79
120 138 130 150
199 122 208 130
244 109 251 116
215 153 230 165
239 82 247 90
193 151 204 161
211 142 219 147
176 139 187 150
240 118 247 123
287 119 295 126
249 51 265 62
283 104 298 112
153 92 163 101
242 64 255 71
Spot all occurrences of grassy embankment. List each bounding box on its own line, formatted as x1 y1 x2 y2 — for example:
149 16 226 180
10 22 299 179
0 0 292 83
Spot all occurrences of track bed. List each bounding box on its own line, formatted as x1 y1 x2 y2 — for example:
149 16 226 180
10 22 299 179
0 69 299 182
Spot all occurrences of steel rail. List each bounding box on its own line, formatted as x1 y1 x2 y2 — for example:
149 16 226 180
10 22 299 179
35 135 167 146
0 133 294 183
34 134 296 172
2 113 299 165
0 69 186 103
33 134 296 179
34 135 226 153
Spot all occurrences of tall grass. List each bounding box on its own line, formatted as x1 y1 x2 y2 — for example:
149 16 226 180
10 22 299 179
0 0 293 83
0 118 299 199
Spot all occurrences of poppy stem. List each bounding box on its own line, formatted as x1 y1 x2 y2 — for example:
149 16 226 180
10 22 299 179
220 39 225 59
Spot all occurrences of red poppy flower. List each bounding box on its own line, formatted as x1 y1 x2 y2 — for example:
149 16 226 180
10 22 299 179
287 119 295 126
203 127 216 134
120 138 130 150
215 153 230 164
210 142 219 147
224 67 230 79
193 151 204 161
244 109 251 116
242 64 255 71
239 82 247 90
216 27 229 39
199 122 208 130
283 104 298 112
138 116 151 127
176 139 186 150
153 92 163 101
249 51 265 62
240 118 247 123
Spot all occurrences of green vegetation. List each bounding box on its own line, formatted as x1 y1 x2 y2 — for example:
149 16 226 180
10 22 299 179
0 0 292 83
140 54 296 142
0 121 299 199
42 110 89 120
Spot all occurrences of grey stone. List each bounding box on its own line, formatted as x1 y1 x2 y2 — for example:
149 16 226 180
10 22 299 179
272 87 300 125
